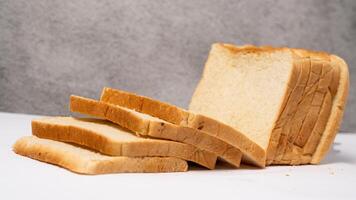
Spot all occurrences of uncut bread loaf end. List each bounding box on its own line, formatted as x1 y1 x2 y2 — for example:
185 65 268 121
189 43 349 165
13 136 188 174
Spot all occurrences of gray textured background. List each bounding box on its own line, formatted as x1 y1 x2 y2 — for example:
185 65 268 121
0 0 355 131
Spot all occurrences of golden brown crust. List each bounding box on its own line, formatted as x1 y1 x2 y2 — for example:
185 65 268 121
219 43 290 54
101 88 189 125
13 136 188 174
32 116 217 169
71 95 149 134
219 43 330 59
311 55 349 163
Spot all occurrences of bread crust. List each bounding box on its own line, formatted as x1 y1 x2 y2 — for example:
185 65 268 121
274 53 331 164
13 136 188 174
273 53 346 165
32 116 217 169
101 88 189 125
311 55 349 163
282 56 333 162
219 43 331 58
101 88 263 167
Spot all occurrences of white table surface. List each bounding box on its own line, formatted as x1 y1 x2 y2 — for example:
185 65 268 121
1 112 355 200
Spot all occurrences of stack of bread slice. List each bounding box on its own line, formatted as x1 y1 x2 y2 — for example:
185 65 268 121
14 112 224 174
13 43 348 174
14 93 247 174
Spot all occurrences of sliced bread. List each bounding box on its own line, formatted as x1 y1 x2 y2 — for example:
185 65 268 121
13 136 188 174
100 87 265 167
69 95 242 167
189 43 349 165
32 117 217 169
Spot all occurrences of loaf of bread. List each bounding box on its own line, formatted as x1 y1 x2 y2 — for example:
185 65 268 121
70 95 242 167
100 87 265 167
13 136 188 174
32 117 217 169
13 43 347 174
189 43 349 165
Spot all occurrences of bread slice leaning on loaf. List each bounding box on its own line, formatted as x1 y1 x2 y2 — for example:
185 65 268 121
70 95 243 168
189 43 349 165
100 87 265 167
32 117 217 169
13 136 188 174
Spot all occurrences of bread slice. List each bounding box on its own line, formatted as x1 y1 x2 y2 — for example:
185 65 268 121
32 117 217 169
69 95 241 167
100 87 265 167
13 136 188 174
189 43 349 165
